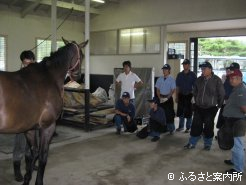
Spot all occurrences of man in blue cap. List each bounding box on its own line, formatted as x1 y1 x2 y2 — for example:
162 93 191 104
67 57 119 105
147 97 167 142
155 64 176 135
176 59 197 133
114 91 137 134
184 61 225 150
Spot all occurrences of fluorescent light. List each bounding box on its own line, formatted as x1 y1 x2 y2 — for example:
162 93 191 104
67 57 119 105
121 32 145 37
91 0 105 3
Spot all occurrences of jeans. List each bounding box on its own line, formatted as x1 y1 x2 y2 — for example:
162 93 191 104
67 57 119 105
189 136 201 146
114 115 126 131
188 135 213 147
232 137 245 172
203 137 213 147
178 115 192 129
167 123 175 132
13 133 29 162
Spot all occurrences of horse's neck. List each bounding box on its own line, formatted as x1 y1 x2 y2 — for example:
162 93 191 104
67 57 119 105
48 60 69 89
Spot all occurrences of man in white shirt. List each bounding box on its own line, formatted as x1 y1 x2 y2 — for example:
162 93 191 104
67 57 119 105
116 61 143 103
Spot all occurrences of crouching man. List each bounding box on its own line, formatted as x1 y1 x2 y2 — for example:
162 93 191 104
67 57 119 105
114 92 137 134
148 97 167 142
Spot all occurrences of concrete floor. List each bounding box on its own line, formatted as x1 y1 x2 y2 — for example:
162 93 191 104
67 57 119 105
0 120 245 185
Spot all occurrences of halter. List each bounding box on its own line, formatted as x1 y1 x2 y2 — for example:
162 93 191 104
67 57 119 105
68 43 81 81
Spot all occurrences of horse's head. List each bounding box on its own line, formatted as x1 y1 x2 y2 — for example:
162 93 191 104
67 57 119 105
62 37 88 81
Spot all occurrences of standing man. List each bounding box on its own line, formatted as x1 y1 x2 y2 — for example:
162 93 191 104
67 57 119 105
176 59 197 133
116 61 143 104
155 64 176 135
216 62 240 129
114 92 137 135
222 69 246 174
13 50 36 182
184 61 225 150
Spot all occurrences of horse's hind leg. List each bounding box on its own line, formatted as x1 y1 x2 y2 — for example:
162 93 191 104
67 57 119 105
35 123 55 185
22 130 39 185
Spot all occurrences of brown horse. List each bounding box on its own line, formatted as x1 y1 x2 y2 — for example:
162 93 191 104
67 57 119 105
0 38 88 185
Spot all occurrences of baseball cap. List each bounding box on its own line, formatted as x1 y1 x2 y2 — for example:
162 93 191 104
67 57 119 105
226 62 240 70
162 64 171 70
229 69 243 78
199 61 213 69
147 97 159 104
122 92 130 98
182 59 191 65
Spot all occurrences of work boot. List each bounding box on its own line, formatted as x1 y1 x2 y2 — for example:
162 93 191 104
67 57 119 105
13 161 23 182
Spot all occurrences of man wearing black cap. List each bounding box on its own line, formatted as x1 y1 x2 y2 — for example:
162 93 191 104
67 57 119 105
155 63 176 134
147 97 166 142
175 59 197 133
216 62 240 129
222 69 246 174
184 61 225 150
114 91 137 134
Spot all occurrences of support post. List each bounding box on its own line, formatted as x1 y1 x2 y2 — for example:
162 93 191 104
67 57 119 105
84 0 90 131
51 0 57 52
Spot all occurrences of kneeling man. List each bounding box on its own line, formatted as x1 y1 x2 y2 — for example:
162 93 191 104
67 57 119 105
148 97 167 142
114 92 137 134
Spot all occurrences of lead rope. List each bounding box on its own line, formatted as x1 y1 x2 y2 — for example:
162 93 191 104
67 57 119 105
68 43 81 82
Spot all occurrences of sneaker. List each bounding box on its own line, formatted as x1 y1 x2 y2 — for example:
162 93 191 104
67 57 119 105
225 169 243 175
184 143 195 149
151 136 160 142
176 128 184 132
203 145 211 151
184 129 190 133
224 160 234 165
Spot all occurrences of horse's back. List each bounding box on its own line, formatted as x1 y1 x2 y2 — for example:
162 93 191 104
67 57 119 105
0 67 62 133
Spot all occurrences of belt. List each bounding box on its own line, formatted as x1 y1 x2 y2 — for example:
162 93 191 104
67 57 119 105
160 94 169 98
180 92 193 96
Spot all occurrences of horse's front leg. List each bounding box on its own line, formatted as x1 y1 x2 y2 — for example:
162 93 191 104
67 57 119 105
35 123 55 185
22 129 39 185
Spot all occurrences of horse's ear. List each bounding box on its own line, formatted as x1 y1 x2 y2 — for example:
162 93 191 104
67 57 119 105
79 40 89 48
62 37 70 45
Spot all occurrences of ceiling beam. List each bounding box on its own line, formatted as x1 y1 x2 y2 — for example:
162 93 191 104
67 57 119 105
21 0 42 18
26 0 100 14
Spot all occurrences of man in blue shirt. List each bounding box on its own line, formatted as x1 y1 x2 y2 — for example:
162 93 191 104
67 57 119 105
114 92 137 134
176 59 197 133
155 64 176 134
148 97 167 142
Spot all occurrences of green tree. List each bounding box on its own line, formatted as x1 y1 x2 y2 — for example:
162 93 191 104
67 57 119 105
199 38 246 57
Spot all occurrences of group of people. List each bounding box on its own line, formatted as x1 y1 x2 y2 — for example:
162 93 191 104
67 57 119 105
114 59 246 175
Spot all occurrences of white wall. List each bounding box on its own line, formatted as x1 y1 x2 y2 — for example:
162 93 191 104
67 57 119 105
0 10 84 71
1 0 246 75
90 54 164 76
89 0 246 76
91 0 246 31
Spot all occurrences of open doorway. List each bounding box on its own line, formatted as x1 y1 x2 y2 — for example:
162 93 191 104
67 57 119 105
190 36 246 82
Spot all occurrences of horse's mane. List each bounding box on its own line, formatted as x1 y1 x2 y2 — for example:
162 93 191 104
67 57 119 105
18 44 73 75
40 43 74 69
